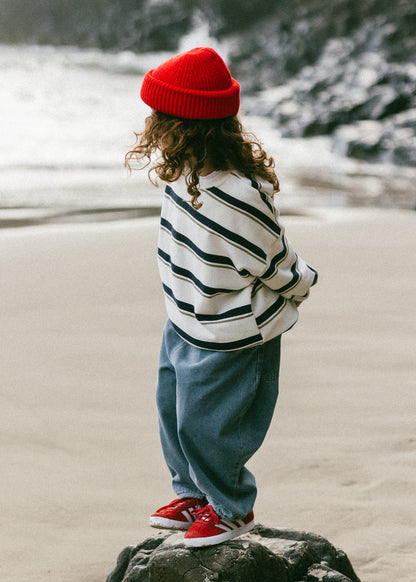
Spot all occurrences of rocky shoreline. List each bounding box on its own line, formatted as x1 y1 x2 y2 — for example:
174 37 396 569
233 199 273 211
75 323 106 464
1 0 415 171
242 24 416 167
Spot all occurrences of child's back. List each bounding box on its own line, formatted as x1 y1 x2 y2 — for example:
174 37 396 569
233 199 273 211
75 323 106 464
126 46 318 547
159 169 316 350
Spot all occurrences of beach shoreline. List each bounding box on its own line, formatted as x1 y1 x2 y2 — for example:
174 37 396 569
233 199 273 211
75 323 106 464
2 161 415 231
1 208 415 582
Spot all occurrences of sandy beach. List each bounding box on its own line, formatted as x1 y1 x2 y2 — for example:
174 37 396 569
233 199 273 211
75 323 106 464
0 208 415 582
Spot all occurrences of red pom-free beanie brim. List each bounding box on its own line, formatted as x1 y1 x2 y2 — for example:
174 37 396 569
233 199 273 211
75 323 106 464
141 72 240 119
140 47 240 120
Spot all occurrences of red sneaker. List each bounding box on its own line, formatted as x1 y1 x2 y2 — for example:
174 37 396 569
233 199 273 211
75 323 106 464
184 504 255 547
149 497 206 530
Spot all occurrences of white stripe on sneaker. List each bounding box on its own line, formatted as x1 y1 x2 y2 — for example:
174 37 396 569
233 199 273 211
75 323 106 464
219 518 244 531
182 510 192 522
215 523 233 533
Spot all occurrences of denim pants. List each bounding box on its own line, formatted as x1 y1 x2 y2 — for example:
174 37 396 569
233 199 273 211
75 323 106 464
155 319 281 520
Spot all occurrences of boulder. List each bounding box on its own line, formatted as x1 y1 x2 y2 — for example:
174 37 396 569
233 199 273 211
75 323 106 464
106 524 361 582
332 115 416 166
332 121 386 160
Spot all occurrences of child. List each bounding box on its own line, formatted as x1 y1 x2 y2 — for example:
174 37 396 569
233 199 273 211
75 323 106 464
126 47 318 548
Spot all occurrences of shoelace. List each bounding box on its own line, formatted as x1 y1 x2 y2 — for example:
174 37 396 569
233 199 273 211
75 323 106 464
190 504 221 525
158 498 195 512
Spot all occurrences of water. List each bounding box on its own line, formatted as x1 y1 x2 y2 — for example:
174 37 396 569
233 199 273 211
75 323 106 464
0 43 415 226
0 44 162 215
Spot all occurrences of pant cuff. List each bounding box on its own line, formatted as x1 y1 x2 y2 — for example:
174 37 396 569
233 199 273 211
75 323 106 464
173 488 205 500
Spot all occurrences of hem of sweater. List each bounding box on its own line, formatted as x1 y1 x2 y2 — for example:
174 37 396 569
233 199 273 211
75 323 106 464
170 319 294 352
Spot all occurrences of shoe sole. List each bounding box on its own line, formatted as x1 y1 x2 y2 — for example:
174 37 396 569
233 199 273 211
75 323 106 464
184 519 255 547
149 516 192 530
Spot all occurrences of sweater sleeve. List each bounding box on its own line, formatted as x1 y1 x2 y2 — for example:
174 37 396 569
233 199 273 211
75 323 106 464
258 223 318 301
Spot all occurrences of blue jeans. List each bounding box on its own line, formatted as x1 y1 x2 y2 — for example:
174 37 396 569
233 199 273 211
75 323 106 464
155 319 281 520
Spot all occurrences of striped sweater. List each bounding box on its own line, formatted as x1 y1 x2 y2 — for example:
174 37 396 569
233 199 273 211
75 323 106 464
157 170 318 351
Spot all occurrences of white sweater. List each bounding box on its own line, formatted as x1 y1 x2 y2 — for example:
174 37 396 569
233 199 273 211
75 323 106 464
157 170 318 351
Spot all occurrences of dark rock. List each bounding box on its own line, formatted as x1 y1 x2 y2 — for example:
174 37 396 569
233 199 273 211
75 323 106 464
246 533 319 580
333 548 364 582
392 144 416 166
107 534 167 582
350 87 405 121
107 545 136 582
332 115 416 166
252 525 360 581
305 563 355 582
333 121 385 161
239 12 416 165
150 538 288 582
106 525 361 582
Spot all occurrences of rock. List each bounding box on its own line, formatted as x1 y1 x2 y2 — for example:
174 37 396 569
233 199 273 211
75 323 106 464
332 115 416 166
106 525 361 582
350 87 411 121
332 121 386 160
241 17 416 165
305 563 356 581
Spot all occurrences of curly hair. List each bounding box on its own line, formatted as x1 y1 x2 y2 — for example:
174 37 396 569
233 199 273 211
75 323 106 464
125 111 279 209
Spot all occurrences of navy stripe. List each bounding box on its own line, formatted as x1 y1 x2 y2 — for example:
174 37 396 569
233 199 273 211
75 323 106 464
163 283 252 323
309 267 319 285
158 248 235 296
259 190 275 214
274 261 300 294
255 296 286 327
196 304 253 322
162 283 195 315
160 217 251 277
250 179 276 215
260 236 289 280
171 321 263 351
207 186 281 236
251 278 263 295
165 185 267 261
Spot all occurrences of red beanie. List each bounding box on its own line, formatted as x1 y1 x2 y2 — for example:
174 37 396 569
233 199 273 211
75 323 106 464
140 47 240 120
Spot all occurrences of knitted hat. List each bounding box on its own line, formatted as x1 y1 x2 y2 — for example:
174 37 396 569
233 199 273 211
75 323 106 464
140 47 240 120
